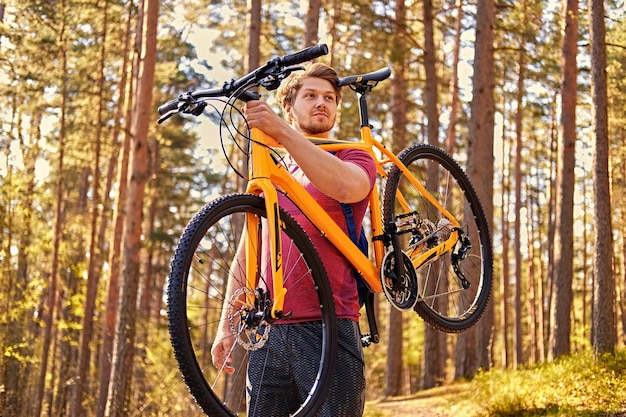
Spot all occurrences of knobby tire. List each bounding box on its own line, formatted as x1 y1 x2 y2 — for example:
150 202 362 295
167 194 337 417
383 144 493 332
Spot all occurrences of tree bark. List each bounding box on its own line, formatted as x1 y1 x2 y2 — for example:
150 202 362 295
589 0 616 357
34 11 67 417
500 127 511 368
548 0 577 361
458 0 495 375
97 61 134 417
421 0 446 390
105 0 158 413
385 0 408 396
385 308 404 396
304 0 321 47
445 0 463 155
513 30 526 369
247 0 261 72
70 4 108 415
95 5 134 415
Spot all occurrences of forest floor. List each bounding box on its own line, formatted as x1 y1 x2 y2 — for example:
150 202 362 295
363 381 478 417
362 348 626 417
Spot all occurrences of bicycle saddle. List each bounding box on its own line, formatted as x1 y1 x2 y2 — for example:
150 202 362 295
338 67 392 88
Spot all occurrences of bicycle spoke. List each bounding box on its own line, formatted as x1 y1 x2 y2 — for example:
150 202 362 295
167 194 337 417
383 144 493 333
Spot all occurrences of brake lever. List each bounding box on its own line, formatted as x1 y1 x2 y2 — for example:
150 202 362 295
260 65 305 90
157 110 177 124
158 91 209 123
187 101 207 116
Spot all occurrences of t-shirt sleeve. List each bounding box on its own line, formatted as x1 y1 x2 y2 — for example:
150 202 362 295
336 148 377 191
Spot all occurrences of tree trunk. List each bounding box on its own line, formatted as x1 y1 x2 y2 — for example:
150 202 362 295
70 4 108 415
544 91 559 361
458 0 495 375
96 6 134 415
247 0 261 71
500 128 511 368
105 0 158 413
620 197 626 344
34 13 67 417
526 183 539 364
513 32 526 369
327 0 341 68
445 0 463 155
548 0 577 361
304 0 321 47
385 308 404 396
139 139 160 333
384 0 409 397
135 138 159 413
421 0 446 390
589 0 616 357
581 177 589 344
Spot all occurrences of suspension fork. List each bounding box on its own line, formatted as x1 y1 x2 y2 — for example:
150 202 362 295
245 129 289 319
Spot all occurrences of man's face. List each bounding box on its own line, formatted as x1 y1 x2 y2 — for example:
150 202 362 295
286 77 338 137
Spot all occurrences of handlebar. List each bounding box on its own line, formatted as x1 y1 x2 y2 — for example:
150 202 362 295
157 44 329 122
279 43 328 67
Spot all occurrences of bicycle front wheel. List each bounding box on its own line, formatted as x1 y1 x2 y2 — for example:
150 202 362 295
383 144 493 333
168 193 337 417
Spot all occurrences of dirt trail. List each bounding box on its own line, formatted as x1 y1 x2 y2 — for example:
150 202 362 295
364 383 476 417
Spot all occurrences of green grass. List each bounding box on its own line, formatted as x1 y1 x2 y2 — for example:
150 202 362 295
365 348 626 417
470 349 626 416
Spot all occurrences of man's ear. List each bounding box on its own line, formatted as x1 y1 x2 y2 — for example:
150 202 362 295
284 103 293 123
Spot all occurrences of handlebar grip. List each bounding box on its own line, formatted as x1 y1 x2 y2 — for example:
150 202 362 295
158 98 180 115
280 44 329 67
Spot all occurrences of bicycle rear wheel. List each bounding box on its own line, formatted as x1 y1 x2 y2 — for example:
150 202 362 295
168 193 337 417
383 144 492 333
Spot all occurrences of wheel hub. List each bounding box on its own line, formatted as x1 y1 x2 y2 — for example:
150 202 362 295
227 288 271 351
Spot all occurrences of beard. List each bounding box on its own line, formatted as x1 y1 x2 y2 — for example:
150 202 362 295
298 114 336 136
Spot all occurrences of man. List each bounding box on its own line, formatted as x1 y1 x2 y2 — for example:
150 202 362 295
212 63 376 416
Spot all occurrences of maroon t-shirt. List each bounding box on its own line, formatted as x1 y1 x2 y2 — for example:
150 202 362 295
262 148 376 322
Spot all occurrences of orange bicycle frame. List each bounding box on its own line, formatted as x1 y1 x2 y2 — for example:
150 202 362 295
244 124 462 318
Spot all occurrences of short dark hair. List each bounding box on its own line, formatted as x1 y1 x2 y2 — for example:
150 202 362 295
276 63 342 112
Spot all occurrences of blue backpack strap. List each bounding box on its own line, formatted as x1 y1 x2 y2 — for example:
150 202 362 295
340 202 369 306
341 203 358 244
330 150 370 307
332 151 379 346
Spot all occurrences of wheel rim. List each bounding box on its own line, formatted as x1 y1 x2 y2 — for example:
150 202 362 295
384 146 492 332
168 195 337 416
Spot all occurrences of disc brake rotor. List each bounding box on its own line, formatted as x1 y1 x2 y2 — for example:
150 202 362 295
228 287 271 351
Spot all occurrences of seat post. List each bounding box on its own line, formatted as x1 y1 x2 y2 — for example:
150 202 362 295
357 88 371 128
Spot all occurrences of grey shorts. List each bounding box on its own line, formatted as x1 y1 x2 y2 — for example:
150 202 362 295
247 318 366 417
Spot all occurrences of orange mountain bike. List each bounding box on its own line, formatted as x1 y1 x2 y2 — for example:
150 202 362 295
159 44 492 417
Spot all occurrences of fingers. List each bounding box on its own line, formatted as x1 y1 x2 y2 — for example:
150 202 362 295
242 100 266 117
243 101 286 139
244 101 275 121
211 338 236 374
243 100 298 148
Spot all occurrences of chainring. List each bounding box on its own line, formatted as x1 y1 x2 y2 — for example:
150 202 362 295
380 250 419 311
